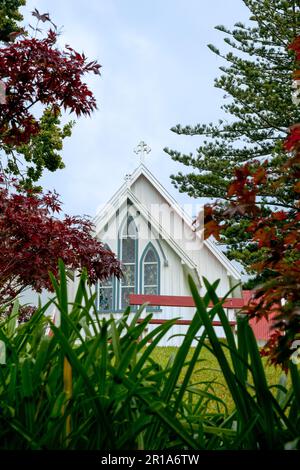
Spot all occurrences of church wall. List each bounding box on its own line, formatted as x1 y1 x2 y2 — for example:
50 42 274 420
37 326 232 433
92 173 240 346
199 245 232 296
134 237 232 346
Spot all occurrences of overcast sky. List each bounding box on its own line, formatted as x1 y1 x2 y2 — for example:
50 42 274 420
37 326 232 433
21 0 250 218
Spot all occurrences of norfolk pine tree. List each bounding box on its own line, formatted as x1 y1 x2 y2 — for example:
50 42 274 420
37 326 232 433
165 0 300 281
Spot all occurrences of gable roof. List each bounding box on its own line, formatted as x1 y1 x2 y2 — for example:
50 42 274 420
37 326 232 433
94 164 241 281
94 186 198 271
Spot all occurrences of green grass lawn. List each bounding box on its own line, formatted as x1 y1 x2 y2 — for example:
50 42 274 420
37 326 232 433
151 344 286 413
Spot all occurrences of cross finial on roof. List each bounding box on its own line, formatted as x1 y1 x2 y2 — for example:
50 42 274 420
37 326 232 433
134 140 151 164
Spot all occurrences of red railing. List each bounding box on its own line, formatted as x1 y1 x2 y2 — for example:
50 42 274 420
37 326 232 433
129 294 245 309
129 293 244 330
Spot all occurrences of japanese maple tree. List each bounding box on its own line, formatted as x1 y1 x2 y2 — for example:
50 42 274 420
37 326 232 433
0 8 101 186
0 173 121 308
203 36 300 367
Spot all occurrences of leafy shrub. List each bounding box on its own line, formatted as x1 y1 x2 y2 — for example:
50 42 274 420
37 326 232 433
0 261 299 449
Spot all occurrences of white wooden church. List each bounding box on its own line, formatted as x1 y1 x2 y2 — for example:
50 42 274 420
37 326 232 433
92 144 242 346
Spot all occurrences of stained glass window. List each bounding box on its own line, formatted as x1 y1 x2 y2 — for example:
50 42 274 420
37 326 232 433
122 238 135 263
120 215 137 309
143 245 159 296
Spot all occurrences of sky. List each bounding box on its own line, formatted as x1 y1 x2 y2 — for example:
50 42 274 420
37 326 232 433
21 0 250 218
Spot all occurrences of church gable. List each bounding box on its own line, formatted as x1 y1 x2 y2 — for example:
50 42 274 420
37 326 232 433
130 170 200 255
94 164 241 313
129 167 240 282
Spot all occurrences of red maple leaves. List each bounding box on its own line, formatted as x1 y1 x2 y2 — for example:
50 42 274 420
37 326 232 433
283 124 300 152
0 28 100 146
288 36 300 60
0 175 121 307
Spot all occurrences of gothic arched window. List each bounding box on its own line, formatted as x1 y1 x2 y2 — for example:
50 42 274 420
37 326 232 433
98 244 114 312
141 243 160 295
119 215 138 309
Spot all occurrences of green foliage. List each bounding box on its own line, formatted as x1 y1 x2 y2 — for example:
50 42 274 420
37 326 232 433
0 261 299 449
0 0 25 43
3 108 74 188
165 0 300 274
